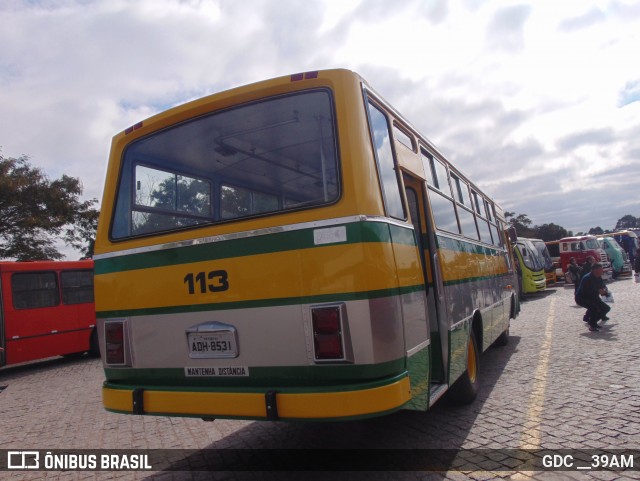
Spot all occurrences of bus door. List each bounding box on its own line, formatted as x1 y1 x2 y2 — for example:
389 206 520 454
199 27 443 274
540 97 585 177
403 175 447 387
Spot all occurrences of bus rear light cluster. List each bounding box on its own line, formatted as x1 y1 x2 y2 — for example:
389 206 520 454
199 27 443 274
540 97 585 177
312 306 344 360
105 321 126 365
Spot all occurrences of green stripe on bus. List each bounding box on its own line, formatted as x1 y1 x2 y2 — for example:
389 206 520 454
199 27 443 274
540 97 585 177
435 234 506 256
443 272 514 287
95 221 416 275
96 284 426 319
103 359 406 390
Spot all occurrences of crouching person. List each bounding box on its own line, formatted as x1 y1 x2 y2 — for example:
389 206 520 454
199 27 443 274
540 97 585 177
575 262 610 332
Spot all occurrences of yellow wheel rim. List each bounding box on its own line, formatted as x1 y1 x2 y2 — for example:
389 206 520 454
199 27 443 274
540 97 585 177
467 338 477 383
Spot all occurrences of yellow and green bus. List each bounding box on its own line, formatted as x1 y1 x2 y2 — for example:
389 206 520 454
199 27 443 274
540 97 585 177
514 238 547 294
94 69 519 422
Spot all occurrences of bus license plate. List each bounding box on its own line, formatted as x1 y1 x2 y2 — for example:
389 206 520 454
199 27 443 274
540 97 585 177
188 331 238 359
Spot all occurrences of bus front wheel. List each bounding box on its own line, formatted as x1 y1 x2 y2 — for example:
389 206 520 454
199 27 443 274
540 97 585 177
449 330 480 405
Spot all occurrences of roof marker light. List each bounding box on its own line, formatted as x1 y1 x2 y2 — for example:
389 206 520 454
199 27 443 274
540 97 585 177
125 121 143 135
290 71 319 82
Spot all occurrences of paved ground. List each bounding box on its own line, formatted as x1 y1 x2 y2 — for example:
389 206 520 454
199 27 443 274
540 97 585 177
1 277 639 480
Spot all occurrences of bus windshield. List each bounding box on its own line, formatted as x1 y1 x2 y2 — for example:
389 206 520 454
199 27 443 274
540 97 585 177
584 239 599 249
112 89 339 239
531 240 553 271
518 239 544 271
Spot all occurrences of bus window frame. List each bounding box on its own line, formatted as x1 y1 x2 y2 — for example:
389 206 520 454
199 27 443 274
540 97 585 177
110 88 343 242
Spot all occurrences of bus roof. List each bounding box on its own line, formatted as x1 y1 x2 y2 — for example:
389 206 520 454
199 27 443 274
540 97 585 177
115 68 503 221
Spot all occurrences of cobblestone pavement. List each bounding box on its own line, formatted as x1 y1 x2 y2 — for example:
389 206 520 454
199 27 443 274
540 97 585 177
1 277 639 481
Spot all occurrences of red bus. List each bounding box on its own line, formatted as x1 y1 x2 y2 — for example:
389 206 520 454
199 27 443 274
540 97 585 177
0 260 97 367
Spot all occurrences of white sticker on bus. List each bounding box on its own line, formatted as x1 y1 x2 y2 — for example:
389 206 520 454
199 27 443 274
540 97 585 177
313 226 347 245
184 366 249 377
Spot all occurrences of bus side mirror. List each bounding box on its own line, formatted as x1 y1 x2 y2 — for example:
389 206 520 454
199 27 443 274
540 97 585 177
507 226 517 244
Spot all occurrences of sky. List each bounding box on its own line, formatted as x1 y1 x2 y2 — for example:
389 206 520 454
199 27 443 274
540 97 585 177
1 0 639 258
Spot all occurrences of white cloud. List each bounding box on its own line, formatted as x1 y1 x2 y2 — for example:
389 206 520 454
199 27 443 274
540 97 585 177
1 0 639 257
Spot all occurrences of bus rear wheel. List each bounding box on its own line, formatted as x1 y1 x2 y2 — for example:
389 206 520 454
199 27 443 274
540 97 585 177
449 330 480 405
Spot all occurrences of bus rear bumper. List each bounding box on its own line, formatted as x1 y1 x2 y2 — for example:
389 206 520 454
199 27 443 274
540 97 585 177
102 375 411 421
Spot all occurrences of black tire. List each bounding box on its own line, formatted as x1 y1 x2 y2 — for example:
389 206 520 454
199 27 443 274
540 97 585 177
448 329 480 405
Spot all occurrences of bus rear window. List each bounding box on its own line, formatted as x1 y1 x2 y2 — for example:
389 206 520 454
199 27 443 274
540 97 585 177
111 89 339 239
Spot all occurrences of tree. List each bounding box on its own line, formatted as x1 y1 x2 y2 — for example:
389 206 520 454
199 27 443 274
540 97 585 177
504 211 535 238
614 215 639 231
588 226 604 235
505 212 572 240
535 223 572 241
0 153 99 260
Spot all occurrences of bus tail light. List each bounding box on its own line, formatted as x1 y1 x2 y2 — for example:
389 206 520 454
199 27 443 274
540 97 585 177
312 306 344 360
105 321 126 365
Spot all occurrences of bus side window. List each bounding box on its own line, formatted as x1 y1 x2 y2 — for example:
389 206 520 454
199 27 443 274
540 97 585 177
12 272 60 310
367 101 406 220
451 174 471 207
61 270 95 305
393 124 416 152
432 158 451 196
470 190 481 213
427 187 460 235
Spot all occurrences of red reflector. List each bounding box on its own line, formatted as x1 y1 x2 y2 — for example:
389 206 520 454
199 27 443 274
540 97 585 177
291 71 319 82
314 335 343 360
313 307 340 333
124 121 143 135
105 322 125 364
312 306 343 360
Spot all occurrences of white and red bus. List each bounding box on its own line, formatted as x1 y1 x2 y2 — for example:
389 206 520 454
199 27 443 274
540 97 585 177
0 260 97 367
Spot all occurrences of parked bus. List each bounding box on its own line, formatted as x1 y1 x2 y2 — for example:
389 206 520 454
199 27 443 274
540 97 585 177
513 238 546 294
94 69 519 422
596 236 631 278
558 235 612 283
0 260 97 367
610 230 639 267
530 239 555 286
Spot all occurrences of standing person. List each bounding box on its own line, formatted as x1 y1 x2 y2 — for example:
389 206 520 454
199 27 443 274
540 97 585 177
635 248 640 274
575 262 610 332
567 257 581 293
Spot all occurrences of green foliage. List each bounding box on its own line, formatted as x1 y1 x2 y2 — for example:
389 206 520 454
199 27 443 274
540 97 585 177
504 211 535 238
505 212 572 241
0 153 99 260
534 223 571 242
614 214 639 230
